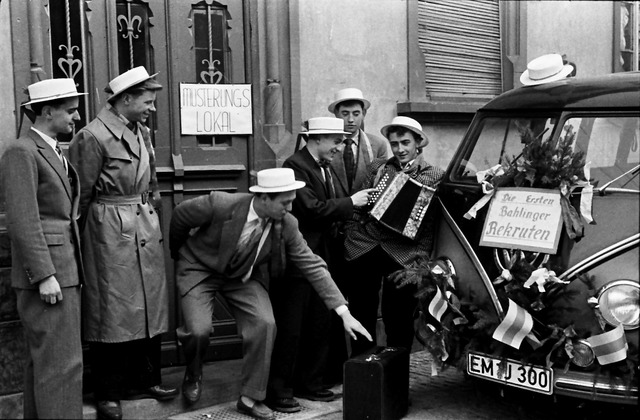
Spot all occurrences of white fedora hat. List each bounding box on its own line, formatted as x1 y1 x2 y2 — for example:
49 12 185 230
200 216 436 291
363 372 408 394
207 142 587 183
381 116 429 148
249 168 306 193
107 66 160 99
328 88 371 113
520 54 574 86
23 78 87 106
304 117 348 136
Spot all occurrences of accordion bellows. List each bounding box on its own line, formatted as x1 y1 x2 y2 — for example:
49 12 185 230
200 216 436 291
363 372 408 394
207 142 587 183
369 172 435 240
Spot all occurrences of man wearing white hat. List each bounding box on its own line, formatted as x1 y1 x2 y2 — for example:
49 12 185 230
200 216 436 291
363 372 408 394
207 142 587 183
343 116 445 357
69 66 176 419
266 118 375 412
169 168 372 420
329 88 389 195
0 78 86 418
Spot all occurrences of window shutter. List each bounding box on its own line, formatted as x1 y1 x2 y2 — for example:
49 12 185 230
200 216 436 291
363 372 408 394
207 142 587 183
418 0 502 98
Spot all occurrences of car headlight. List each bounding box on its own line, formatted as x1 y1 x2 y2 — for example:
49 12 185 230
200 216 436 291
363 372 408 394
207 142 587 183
596 280 639 330
571 339 595 368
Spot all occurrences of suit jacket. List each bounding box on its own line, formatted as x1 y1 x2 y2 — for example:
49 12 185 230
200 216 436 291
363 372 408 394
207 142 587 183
331 129 389 195
0 129 83 289
283 147 353 260
169 191 347 310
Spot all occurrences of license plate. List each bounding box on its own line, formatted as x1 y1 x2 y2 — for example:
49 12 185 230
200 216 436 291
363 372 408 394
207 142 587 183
467 351 553 395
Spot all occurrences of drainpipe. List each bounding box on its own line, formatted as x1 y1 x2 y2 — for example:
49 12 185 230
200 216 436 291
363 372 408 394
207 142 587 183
27 0 46 82
263 1 285 149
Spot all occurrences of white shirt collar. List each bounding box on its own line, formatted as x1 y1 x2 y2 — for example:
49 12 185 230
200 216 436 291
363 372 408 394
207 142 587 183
247 198 260 223
31 127 58 152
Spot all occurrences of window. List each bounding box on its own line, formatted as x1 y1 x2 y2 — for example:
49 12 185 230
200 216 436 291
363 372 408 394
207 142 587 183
455 116 556 180
615 1 639 72
417 0 502 98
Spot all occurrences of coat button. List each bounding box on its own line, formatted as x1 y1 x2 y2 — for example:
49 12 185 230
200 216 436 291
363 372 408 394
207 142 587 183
149 210 154 214
137 211 141 215
140 239 146 247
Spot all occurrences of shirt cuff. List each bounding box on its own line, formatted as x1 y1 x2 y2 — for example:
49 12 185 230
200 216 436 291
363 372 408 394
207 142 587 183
335 304 349 316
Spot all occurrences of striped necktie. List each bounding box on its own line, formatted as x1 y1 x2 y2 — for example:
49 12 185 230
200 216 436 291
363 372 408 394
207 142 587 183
54 142 69 175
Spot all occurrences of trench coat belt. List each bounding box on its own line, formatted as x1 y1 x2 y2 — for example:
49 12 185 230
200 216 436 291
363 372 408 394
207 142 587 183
95 193 148 205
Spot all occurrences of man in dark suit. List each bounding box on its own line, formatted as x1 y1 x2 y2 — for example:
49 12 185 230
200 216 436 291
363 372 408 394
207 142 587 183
169 168 371 420
328 88 390 196
0 79 86 419
266 118 373 412
326 88 390 382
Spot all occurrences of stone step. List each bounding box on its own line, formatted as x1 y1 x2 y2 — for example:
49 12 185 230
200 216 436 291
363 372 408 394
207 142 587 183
82 358 243 420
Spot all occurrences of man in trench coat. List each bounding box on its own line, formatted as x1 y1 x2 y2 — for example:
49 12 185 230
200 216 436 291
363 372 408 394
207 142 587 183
0 78 85 419
69 67 177 420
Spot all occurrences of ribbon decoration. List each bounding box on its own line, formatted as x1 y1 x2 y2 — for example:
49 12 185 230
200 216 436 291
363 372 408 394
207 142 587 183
586 324 628 365
569 162 594 224
559 180 585 240
463 164 504 219
492 299 534 349
524 267 559 293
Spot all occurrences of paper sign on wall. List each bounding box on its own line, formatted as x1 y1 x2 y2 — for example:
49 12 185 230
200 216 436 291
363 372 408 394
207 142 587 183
179 83 252 135
480 188 563 254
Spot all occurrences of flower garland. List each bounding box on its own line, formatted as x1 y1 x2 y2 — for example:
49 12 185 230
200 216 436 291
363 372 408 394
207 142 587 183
390 124 627 377
464 124 594 240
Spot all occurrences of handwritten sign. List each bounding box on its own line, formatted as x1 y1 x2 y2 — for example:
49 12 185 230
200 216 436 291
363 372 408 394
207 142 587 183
180 83 252 135
480 188 563 254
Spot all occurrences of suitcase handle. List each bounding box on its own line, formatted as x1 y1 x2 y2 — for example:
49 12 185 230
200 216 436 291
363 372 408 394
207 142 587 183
364 346 404 362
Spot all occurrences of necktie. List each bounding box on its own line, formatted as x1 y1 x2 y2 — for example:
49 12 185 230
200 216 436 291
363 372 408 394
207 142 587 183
228 218 266 281
343 137 355 191
54 142 69 175
321 164 336 198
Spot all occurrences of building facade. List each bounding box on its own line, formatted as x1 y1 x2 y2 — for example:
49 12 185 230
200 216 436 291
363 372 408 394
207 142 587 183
0 0 637 414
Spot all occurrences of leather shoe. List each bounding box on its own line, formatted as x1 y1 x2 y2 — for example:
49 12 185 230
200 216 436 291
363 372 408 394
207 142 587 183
125 384 179 401
182 373 202 404
294 388 335 402
264 396 301 413
236 397 276 420
96 400 122 420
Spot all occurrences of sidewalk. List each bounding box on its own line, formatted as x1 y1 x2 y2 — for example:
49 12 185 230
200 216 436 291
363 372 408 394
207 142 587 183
167 350 452 420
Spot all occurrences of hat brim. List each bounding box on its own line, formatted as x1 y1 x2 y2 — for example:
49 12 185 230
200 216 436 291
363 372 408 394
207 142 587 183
380 124 429 148
520 65 573 86
328 97 371 113
249 180 306 193
107 72 160 100
23 91 88 106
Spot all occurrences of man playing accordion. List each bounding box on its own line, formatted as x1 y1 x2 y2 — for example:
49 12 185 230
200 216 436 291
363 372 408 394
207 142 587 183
343 116 445 356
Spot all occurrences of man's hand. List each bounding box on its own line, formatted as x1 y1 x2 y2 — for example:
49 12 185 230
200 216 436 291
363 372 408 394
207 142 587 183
39 275 63 305
340 310 373 342
350 188 376 207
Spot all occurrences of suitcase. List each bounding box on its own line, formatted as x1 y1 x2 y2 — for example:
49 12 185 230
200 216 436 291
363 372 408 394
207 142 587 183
343 346 409 420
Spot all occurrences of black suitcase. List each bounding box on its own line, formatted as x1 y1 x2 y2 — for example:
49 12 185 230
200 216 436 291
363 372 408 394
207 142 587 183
343 346 409 420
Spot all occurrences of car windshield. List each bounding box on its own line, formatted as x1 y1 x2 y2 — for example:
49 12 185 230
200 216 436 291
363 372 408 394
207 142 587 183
455 115 640 191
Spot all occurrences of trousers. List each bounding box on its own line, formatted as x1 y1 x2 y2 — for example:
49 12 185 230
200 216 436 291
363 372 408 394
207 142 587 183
177 276 276 401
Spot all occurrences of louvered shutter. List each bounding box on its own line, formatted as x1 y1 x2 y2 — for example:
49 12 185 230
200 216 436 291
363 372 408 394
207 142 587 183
418 0 502 98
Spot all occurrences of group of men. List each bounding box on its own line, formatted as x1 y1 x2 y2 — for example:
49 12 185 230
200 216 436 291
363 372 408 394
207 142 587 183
0 66 444 420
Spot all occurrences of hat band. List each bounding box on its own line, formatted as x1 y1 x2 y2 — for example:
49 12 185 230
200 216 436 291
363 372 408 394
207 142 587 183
32 90 80 101
530 66 563 81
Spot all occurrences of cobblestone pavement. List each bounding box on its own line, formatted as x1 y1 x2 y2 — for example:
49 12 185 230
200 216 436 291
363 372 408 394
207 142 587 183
173 350 639 420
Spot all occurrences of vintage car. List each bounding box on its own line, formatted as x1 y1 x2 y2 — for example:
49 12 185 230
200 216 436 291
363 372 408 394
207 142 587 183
420 71 639 405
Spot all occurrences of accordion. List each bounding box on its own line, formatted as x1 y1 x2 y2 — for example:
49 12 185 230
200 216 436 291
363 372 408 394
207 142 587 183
368 171 435 240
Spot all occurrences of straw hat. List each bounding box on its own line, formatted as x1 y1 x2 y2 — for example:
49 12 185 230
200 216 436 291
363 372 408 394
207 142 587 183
107 66 160 99
23 78 87 106
249 168 306 193
305 117 348 136
380 116 429 148
327 88 371 113
520 54 574 86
